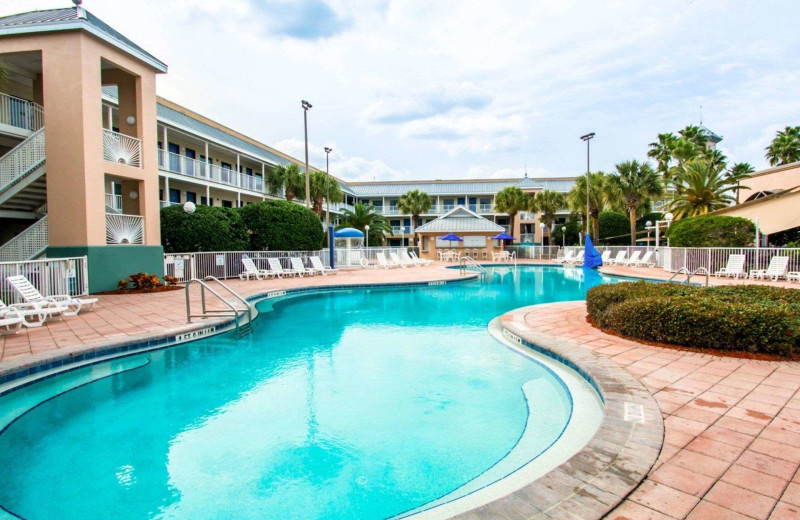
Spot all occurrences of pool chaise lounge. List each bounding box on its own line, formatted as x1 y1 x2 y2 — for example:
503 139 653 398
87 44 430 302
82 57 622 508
377 252 400 269
750 256 790 281
290 257 318 277
0 307 23 335
608 251 627 265
309 256 338 275
6 275 97 316
409 251 432 266
554 251 574 264
239 257 281 280
268 257 297 277
630 250 656 268
714 254 747 279
0 299 64 328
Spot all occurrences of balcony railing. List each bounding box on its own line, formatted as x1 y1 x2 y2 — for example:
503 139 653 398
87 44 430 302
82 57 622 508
390 226 412 234
105 193 123 213
106 213 144 245
103 129 141 167
160 200 181 209
0 93 44 133
158 150 264 192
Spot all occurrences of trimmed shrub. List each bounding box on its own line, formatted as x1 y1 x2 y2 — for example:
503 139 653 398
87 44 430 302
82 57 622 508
161 205 249 253
552 220 581 246
598 211 630 245
239 200 324 251
665 215 755 247
587 282 800 356
636 212 662 232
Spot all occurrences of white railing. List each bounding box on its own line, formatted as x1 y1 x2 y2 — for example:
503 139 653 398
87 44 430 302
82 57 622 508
164 250 326 282
0 256 88 305
0 127 45 190
506 245 562 260
158 150 264 192
106 213 144 245
0 216 48 262
103 129 141 167
160 200 182 209
478 204 494 213
663 247 800 275
322 247 414 268
0 93 44 132
390 225 412 234
105 193 123 212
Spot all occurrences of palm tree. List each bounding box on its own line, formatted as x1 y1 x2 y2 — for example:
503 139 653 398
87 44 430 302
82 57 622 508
668 160 740 218
647 132 677 176
396 189 432 248
531 190 565 243
309 170 343 217
494 186 530 240
727 162 755 203
266 163 305 202
678 124 710 149
337 202 392 246
765 126 800 166
566 172 612 240
607 160 663 245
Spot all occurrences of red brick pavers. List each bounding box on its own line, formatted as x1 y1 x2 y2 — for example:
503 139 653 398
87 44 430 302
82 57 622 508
514 301 800 520
0 263 471 372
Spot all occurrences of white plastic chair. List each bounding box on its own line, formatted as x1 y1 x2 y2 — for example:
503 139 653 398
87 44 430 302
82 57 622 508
240 257 278 280
609 251 627 265
750 256 790 281
310 256 338 275
619 251 641 266
268 258 295 277
409 251 432 266
377 252 399 269
290 257 315 277
555 250 574 264
0 299 63 327
714 254 746 279
6 275 97 316
600 251 611 264
631 250 656 268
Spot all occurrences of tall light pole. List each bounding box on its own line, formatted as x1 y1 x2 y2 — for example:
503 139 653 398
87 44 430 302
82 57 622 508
561 225 566 248
580 132 595 238
364 224 370 250
324 146 332 230
301 100 312 208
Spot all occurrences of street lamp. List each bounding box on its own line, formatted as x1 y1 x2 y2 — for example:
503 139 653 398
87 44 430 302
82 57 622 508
539 222 546 259
364 224 370 249
645 212 674 249
561 225 566 248
580 132 595 238
324 146 332 230
301 100 312 208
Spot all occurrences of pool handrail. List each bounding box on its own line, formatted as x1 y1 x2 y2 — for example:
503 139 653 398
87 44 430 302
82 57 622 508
185 277 252 337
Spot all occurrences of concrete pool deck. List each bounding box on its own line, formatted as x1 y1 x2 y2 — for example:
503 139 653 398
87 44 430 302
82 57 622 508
1 261 800 519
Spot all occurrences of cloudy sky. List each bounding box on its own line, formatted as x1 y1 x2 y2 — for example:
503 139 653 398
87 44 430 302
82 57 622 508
6 0 800 181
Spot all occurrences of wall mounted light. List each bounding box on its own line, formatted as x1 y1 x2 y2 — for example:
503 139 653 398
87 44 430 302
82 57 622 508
126 115 136 125
129 191 139 200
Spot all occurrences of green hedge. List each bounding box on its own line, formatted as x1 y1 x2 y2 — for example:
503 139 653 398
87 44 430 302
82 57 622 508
239 200 324 251
160 205 250 253
665 215 755 247
598 211 630 245
587 281 800 356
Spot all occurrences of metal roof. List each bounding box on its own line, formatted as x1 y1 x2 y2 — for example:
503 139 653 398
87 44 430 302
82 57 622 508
348 178 574 197
415 206 505 233
0 7 167 72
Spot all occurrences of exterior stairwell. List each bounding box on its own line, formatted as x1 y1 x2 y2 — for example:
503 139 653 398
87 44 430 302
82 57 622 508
0 123 48 262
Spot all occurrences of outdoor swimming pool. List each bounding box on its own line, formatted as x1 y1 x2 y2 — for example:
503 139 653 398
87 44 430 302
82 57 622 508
0 266 615 520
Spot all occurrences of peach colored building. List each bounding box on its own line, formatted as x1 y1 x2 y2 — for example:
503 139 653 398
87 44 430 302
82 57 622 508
736 161 800 203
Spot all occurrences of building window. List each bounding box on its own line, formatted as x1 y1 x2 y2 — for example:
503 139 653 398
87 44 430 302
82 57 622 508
200 196 208 205
186 192 197 203
222 200 232 208
169 188 181 204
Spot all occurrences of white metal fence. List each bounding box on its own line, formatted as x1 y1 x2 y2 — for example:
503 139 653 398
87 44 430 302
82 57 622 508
664 247 800 274
0 127 45 189
507 245 562 260
0 256 89 305
158 150 265 192
103 129 141 167
321 247 414 268
0 93 44 132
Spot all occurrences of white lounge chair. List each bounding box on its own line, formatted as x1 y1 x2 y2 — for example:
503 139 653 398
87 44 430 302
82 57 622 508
555 251 574 264
600 251 611 264
0 299 64 327
310 256 338 275
409 251 432 266
239 257 279 280
390 252 413 268
6 275 97 316
377 252 399 269
788 272 800 283
619 251 641 266
714 254 746 279
0 308 23 336
290 257 316 277
268 258 295 277
631 250 655 268
608 251 627 265
750 256 790 281
399 251 423 267
568 250 585 265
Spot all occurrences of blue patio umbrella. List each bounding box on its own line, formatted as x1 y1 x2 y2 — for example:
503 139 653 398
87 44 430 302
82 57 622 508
439 233 463 247
491 233 515 241
583 234 603 269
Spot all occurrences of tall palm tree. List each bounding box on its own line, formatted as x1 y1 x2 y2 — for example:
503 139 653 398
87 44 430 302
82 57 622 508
607 160 663 245
396 189 432 247
337 202 392 246
678 124 710 149
566 172 612 240
765 126 800 166
531 190 565 242
668 160 741 218
494 186 530 240
648 132 677 176
266 163 305 202
727 162 755 203
309 170 344 217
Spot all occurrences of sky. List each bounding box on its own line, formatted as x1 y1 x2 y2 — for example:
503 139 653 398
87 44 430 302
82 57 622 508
5 0 800 182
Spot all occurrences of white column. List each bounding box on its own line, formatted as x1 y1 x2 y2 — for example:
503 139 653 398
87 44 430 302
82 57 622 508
164 175 170 205
107 105 113 130
237 191 241 207
205 184 210 205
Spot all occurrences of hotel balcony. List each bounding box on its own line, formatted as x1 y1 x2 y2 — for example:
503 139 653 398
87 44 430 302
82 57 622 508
0 92 44 136
158 150 264 193
103 129 141 167
390 225 412 235
105 193 123 213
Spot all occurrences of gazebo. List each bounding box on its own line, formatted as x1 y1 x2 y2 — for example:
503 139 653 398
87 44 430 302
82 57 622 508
333 227 364 267
414 206 506 261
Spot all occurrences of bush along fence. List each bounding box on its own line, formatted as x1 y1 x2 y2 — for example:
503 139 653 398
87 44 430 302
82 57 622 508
164 247 417 283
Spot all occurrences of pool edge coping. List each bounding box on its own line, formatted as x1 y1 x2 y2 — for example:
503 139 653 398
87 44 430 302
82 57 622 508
449 301 664 520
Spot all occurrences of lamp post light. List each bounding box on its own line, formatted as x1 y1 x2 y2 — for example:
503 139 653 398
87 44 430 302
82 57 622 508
301 100 312 208
324 146 332 230
580 132 595 238
539 222 546 259
645 222 652 250
645 212 674 250
561 225 566 249
364 224 370 250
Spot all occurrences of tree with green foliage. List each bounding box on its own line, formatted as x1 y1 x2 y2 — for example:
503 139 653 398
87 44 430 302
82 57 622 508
597 211 631 245
765 126 800 166
551 220 581 247
160 204 249 253
531 190 566 237
309 170 343 218
727 162 755 203
566 171 615 241
494 186 530 241
665 215 756 247
648 125 727 189
266 163 305 202
337 202 391 247
239 200 324 251
668 160 742 218
396 189 432 248
607 160 664 245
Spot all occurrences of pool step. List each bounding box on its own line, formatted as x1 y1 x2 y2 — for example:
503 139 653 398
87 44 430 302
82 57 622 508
237 321 253 338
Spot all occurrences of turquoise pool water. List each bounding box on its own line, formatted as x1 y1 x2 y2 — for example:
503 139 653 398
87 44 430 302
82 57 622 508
0 266 614 520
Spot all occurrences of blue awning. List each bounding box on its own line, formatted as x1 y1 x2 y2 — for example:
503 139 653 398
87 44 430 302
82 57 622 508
334 227 364 238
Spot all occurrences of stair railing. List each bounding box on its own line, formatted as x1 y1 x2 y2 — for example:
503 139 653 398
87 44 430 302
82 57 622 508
185 278 251 337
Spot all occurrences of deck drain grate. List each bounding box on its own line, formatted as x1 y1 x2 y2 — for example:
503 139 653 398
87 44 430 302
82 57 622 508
624 402 645 423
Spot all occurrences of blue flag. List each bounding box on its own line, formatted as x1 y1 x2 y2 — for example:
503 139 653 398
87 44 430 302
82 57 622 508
583 235 603 269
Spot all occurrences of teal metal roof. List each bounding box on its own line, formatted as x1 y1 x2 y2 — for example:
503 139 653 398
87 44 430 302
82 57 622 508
415 207 504 233
0 7 167 72
349 178 573 197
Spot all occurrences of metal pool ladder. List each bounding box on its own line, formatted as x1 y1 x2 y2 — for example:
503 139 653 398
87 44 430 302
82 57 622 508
185 276 254 338
459 256 486 276
667 267 710 287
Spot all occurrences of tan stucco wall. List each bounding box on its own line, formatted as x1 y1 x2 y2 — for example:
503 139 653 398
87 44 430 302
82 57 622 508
737 162 800 203
417 231 506 260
